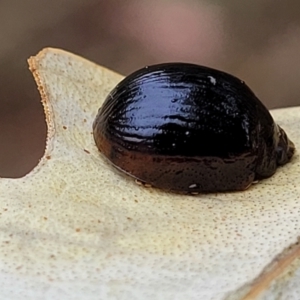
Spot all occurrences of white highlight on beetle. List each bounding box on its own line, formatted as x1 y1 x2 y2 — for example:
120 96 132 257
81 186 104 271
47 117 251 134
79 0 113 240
189 184 197 189
208 76 216 85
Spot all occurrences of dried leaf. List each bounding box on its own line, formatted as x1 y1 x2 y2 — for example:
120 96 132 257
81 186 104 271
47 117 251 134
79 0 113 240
0 48 300 299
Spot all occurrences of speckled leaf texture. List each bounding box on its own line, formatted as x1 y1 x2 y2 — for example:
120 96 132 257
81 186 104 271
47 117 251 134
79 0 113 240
0 48 300 300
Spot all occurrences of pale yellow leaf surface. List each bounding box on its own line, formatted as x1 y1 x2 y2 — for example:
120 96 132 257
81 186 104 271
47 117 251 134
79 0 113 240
0 48 300 299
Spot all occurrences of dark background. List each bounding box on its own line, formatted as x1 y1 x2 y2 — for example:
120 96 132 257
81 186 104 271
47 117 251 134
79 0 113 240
1 0 300 177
